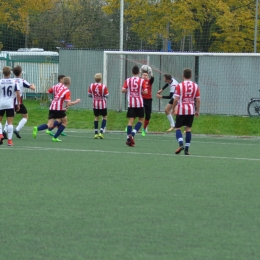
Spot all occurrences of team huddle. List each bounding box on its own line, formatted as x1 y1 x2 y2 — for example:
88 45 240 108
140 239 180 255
0 64 200 155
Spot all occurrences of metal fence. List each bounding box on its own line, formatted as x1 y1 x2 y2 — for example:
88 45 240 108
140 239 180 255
59 50 260 116
0 50 59 98
1 49 260 116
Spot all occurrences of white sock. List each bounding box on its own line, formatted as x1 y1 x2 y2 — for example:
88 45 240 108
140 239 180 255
16 118 27 131
4 121 8 132
0 123 2 134
7 124 13 140
167 114 175 127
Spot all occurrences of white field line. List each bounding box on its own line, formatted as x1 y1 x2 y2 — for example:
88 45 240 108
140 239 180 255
1 145 260 162
14 131 260 147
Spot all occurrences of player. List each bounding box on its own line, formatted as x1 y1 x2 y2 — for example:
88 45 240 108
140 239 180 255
2 65 36 139
121 65 147 146
140 65 154 137
0 66 20 146
45 75 67 137
88 73 109 139
172 68 200 155
156 74 178 132
32 76 80 142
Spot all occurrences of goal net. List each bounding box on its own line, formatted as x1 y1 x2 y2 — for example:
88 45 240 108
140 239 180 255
103 51 260 116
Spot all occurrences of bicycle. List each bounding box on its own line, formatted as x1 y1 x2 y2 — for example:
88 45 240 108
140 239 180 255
247 90 260 117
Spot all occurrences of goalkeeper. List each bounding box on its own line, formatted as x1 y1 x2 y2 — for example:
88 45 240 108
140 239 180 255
140 65 154 136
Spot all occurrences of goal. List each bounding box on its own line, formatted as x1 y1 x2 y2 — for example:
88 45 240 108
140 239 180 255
103 51 260 115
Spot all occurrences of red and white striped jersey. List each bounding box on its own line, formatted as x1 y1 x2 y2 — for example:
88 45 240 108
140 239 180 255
88 83 109 109
123 76 147 108
49 86 71 110
174 80 200 115
48 83 64 95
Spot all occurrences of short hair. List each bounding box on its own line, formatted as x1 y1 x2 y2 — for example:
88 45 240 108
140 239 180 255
12 65 22 77
183 69 192 79
58 75 65 82
94 73 102 83
3 66 12 77
63 76 71 85
164 74 172 80
132 65 139 75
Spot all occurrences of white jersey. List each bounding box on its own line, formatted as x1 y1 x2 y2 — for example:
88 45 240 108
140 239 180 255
14 78 31 97
169 78 179 93
0 78 20 110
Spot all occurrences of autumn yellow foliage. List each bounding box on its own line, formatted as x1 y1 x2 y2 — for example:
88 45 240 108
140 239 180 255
103 0 259 52
0 0 58 33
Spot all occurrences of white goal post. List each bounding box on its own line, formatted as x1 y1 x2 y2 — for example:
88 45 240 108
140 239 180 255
103 51 260 115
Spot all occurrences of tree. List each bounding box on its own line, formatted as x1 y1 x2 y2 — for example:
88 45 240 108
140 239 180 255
0 0 57 50
0 0 57 33
103 0 174 50
0 24 25 51
103 0 259 52
28 0 120 50
172 0 257 52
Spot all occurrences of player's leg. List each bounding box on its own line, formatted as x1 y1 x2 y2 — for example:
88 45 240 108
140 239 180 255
94 115 99 139
184 127 191 155
46 119 67 136
132 117 143 136
126 117 135 146
132 119 143 137
174 115 184 154
46 119 59 136
142 100 152 136
127 117 134 134
14 105 28 138
93 109 99 139
100 116 107 134
3 120 8 139
33 110 55 138
165 101 175 132
126 108 135 146
0 111 4 144
130 108 144 145
52 115 67 142
6 109 15 146
99 109 107 139
33 118 54 138
57 118 67 136
183 115 194 155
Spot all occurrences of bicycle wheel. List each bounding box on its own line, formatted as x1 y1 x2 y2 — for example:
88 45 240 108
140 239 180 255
247 99 260 117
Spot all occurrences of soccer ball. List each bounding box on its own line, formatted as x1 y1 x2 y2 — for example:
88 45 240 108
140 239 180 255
141 65 149 72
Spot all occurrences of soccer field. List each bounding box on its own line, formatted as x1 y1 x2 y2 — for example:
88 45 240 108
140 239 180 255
1 128 260 260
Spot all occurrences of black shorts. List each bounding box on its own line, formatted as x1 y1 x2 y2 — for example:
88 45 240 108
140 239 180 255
16 104 28 114
175 115 194 128
0 108 15 117
143 99 152 120
169 98 174 105
48 110 66 120
143 99 152 108
93 108 107 117
127 107 144 118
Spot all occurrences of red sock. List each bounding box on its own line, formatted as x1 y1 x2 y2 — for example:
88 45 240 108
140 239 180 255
144 120 149 129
